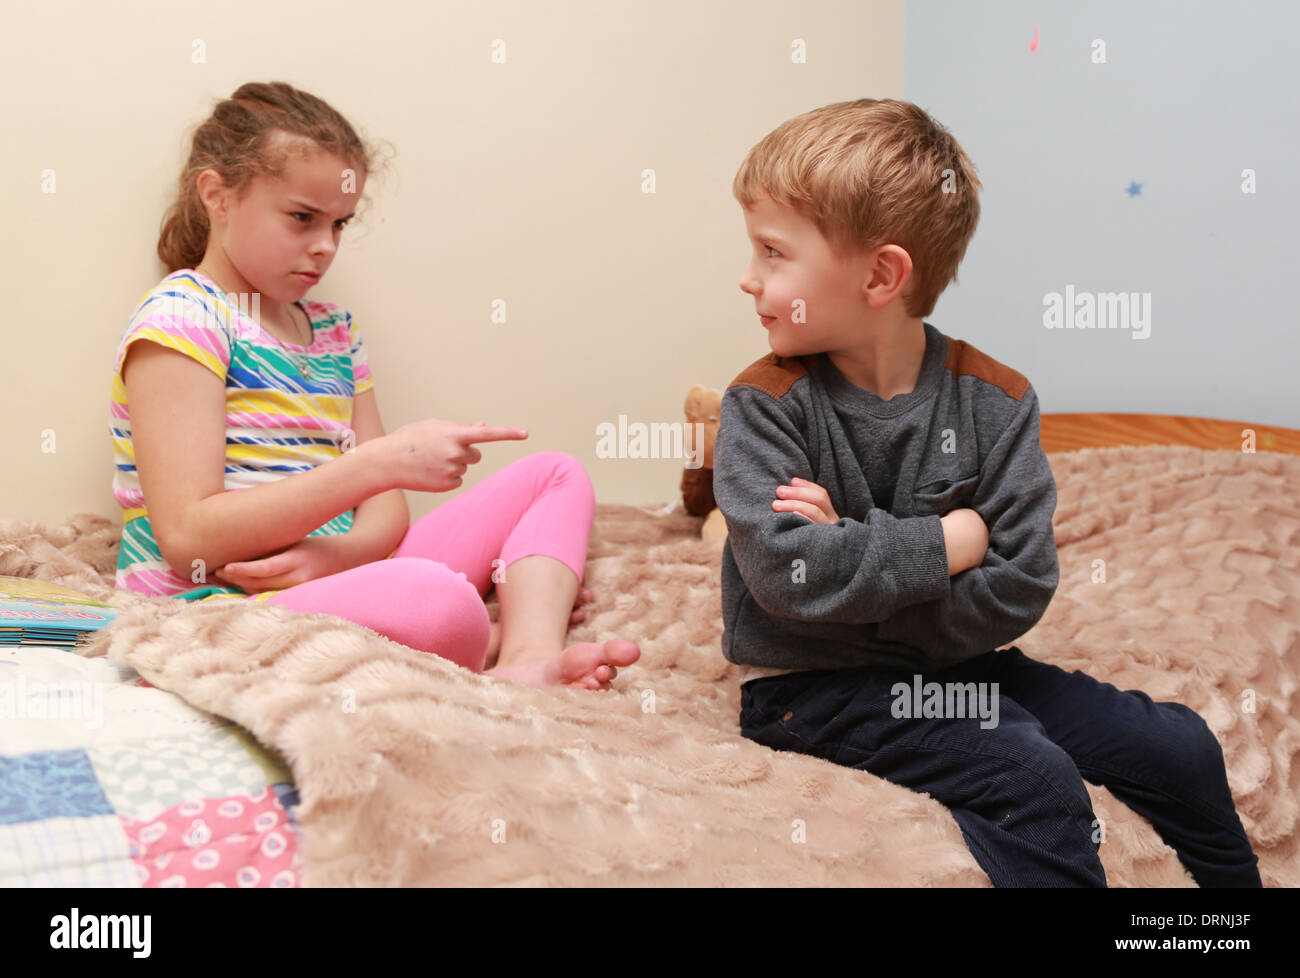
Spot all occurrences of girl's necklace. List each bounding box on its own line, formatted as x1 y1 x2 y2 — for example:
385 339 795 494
195 265 313 378
282 303 314 379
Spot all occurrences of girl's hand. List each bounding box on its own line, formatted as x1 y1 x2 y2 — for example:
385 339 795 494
211 536 350 593
773 477 840 524
377 418 529 494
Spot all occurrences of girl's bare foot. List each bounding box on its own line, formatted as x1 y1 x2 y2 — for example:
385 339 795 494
484 586 593 670
569 586 593 624
485 639 640 692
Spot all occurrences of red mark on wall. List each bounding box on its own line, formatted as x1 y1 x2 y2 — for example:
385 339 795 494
1030 26 1039 52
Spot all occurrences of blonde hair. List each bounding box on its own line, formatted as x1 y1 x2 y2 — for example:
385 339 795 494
157 81 393 273
733 98 982 319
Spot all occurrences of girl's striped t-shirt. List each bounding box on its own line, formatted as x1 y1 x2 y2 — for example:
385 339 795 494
109 269 374 601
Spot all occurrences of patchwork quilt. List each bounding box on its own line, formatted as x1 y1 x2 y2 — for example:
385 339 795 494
0 646 301 887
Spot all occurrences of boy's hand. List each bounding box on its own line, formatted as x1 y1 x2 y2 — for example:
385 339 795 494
773 477 840 524
939 508 990 576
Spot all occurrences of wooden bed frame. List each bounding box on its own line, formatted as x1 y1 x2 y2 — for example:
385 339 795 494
1040 413 1300 457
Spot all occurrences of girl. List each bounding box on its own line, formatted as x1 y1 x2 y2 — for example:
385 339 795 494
110 81 639 691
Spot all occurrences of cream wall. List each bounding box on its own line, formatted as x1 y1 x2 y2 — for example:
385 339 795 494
1 0 902 527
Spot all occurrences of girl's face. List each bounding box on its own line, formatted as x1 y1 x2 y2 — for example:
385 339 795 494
201 145 365 303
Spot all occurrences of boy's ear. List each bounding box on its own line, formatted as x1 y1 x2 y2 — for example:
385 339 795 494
862 244 915 308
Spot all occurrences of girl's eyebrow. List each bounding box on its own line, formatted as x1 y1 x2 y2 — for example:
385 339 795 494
754 231 792 247
288 198 356 220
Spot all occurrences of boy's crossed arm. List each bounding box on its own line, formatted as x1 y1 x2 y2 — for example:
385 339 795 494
715 384 1059 662
714 387 952 625
874 386 1060 661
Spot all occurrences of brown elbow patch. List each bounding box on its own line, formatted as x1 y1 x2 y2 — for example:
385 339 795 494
727 338 1030 403
727 354 809 399
943 337 1030 401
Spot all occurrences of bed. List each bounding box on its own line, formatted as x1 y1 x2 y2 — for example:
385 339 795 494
1 412 1296 887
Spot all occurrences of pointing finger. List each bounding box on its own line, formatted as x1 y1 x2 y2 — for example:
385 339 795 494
460 425 529 444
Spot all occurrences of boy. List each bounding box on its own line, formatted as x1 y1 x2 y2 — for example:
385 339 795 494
714 98 1261 887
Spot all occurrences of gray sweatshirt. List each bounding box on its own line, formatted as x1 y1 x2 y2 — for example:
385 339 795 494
714 321 1059 682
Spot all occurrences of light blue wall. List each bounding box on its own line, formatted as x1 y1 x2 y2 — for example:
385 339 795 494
905 0 1297 427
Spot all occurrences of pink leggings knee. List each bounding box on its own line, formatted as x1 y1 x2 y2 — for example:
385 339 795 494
251 451 595 672
263 557 491 670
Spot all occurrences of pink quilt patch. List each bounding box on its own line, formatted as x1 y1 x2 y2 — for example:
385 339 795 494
120 787 299 887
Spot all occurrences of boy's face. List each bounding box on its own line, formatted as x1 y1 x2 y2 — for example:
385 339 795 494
738 197 880 359
204 147 363 303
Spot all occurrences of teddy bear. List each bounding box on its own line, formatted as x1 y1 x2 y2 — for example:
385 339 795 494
680 385 728 540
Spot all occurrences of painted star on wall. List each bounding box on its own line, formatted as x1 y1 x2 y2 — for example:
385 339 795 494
1125 180 1144 197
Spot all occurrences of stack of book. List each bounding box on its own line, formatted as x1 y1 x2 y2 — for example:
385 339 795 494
0 576 118 651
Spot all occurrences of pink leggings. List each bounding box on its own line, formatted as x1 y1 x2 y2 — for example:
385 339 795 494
250 451 594 673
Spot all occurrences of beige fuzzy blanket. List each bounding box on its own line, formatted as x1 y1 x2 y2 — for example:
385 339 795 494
2 445 1296 887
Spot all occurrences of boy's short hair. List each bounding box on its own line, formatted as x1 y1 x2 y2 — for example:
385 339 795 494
733 98 982 319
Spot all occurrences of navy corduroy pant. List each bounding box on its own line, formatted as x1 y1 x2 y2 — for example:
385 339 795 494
739 647 1262 887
